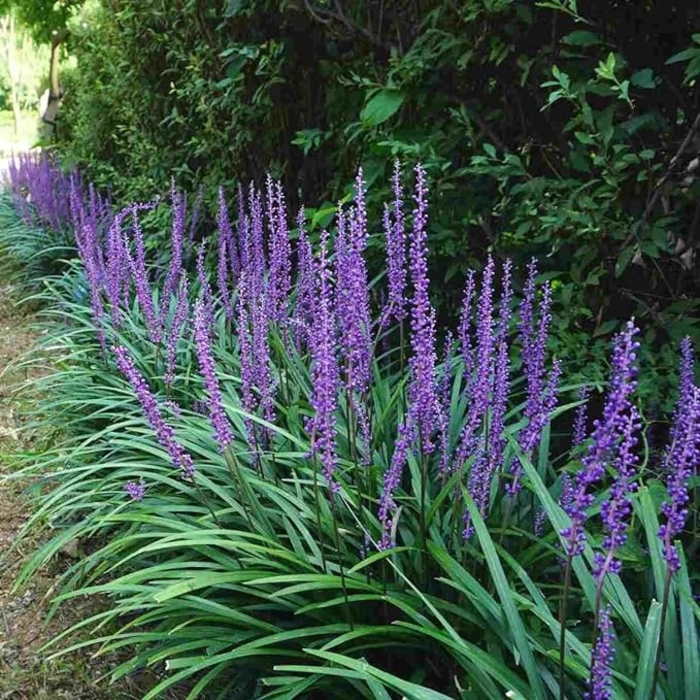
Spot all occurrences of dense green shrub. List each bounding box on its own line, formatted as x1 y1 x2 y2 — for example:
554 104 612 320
53 1 700 367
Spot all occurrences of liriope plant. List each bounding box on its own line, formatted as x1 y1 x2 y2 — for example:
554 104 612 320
1 158 697 699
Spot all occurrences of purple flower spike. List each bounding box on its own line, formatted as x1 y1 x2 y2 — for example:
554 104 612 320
292 208 315 351
454 257 495 480
383 160 408 324
124 478 146 501
460 259 513 535
562 321 641 558
196 241 216 328
573 387 591 449
125 204 162 344
252 292 276 429
560 472 574 513
586 606 616 700
479 260 513 503
378 419 415 549
237 275 256 413
458 269 476 377
592 402 641 583
308 230 341 493
335 193 372 398
160 182 186 321
266 177 292 324
659 338 700 572
217 186 237 319
236 184 250 273
508 263 559 497
248 185 267 302
407 164 438 454
113 345 194 478
105 206 132 326
193 299 233 452
164 273 190 387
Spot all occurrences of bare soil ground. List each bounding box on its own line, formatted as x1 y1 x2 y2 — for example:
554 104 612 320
0 281 168 699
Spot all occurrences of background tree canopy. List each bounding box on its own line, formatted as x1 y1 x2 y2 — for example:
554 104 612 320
0 0 80 42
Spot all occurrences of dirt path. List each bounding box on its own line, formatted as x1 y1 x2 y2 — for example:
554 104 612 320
0 282 154 699
0 282 100 698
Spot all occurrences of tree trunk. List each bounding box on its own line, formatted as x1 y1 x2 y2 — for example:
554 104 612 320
39 29 67 141
10 91 21 138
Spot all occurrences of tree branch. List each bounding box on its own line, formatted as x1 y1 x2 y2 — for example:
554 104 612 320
621 111 700 250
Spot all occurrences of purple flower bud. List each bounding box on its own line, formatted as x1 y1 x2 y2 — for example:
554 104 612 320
124 478 146 501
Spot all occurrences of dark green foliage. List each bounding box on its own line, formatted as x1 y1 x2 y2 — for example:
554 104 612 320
53 0 700 389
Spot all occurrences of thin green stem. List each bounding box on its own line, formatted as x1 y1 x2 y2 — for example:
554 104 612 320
311 448 328 573
192 477 225 528
331 492 354 631
224 447 255 531
559 553 574 700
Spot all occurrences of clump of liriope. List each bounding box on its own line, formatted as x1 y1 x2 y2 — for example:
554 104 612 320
6 159 699 699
